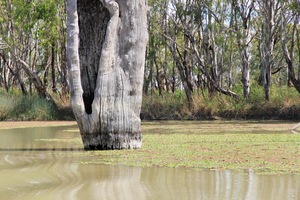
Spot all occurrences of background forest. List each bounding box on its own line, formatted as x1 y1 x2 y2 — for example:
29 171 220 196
0 0 300 120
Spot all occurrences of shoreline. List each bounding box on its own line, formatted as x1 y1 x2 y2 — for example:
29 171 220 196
0 121 77 129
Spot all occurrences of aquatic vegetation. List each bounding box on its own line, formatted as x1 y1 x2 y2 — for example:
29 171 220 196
68 121 300 175
1 121 298 174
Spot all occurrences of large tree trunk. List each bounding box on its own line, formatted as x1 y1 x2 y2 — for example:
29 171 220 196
67 0 148 150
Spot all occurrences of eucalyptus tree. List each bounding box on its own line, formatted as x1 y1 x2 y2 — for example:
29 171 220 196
67 0 148 150
146 0 171 96
175 0 238 99
232 0 255 99
0 0 24 93
258 0 281 101
280 0 300 92
166 0 197 107
0 0 65 102
199 0 238 96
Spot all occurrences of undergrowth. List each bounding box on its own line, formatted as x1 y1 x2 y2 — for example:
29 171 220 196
0 89 67 121
142 84 300 120
1 83 300 121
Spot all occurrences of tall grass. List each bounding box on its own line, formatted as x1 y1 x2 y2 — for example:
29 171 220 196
0 89 59 121
141 92 188 119
1 83 300 121
142 84 300 120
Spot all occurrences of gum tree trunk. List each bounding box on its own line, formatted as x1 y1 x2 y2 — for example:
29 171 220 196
233 0 254 100
67 0 148 150
259 0 277 101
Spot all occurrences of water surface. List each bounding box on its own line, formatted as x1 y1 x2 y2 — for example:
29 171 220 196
0 123 299 199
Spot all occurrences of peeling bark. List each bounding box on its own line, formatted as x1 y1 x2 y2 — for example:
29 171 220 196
67 0 148 150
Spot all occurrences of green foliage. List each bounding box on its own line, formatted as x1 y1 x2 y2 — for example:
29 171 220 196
0 0 300 121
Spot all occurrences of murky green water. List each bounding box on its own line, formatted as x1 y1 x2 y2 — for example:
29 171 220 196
0 123 299 199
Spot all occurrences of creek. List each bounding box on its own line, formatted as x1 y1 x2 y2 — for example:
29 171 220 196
0 123 299 199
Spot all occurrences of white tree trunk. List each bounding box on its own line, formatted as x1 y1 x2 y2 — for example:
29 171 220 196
67 0 148 150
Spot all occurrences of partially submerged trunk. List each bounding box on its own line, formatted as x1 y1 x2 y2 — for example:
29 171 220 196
67 0 148 150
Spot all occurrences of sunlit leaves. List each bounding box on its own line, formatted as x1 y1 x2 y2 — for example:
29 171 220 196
2 0 62 47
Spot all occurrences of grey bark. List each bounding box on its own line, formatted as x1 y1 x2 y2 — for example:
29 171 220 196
167 3 195 108
67 0 148 150
259 0 279 101
281 12 300 93
233 0 254 100
15 57 54 102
